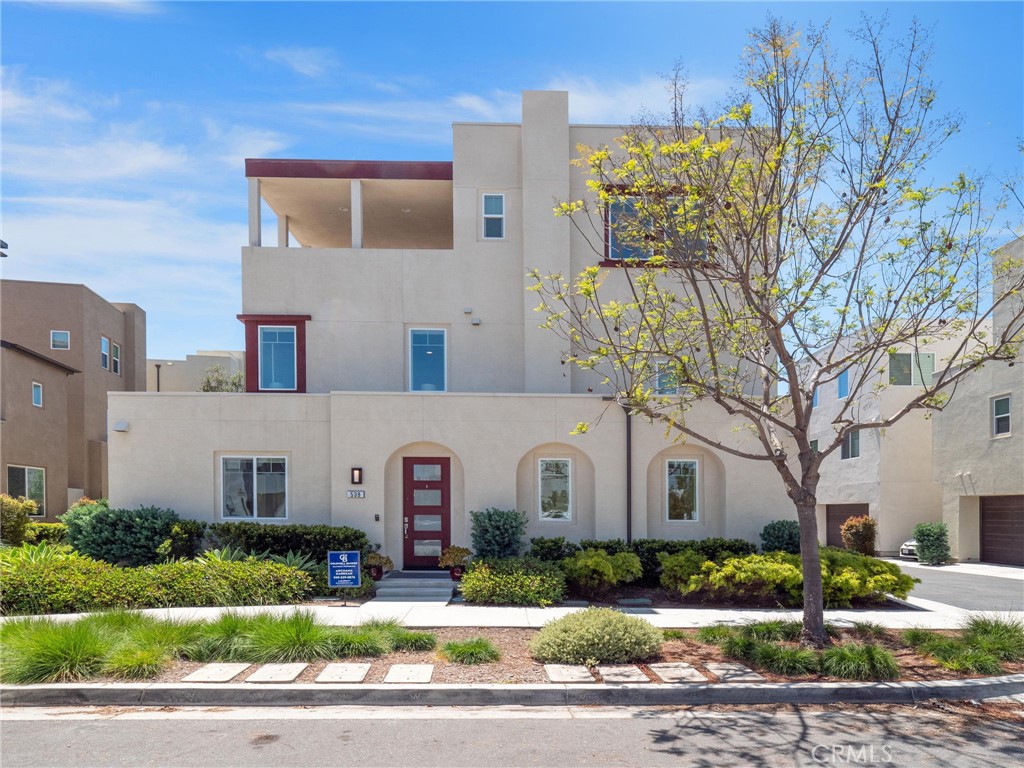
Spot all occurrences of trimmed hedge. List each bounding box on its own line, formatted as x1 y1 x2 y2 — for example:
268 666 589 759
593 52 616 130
207 521 371 561
529 607 662 665
1 495 35 546
459 558 565 606
562 549 642 600
25 522 68 545
1 555 312 615
760 520 801 554
913 522 950 565
469 508 527 559
62 499 178 566
157 520 208 560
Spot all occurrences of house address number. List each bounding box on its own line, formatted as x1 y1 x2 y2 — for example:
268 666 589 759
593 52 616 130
346 490 366 498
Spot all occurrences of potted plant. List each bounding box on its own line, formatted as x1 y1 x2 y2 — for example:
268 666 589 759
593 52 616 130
365 551 393 582
438 546 472 581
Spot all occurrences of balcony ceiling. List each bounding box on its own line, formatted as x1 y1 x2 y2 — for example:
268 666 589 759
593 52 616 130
259 177 453 249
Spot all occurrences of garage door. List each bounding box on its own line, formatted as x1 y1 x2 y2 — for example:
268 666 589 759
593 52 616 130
826 504 869 548
981 496 1024 566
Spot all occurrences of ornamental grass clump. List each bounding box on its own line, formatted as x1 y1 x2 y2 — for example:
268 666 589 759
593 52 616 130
528 608 662 666
441 638 501 665
961 616 1024 662
820 643 900 681
0 619 111 684
751 642 819 676
237 610 337 663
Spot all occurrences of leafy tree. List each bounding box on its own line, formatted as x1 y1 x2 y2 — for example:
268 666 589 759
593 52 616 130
199 364 245 392
529 17 1023 646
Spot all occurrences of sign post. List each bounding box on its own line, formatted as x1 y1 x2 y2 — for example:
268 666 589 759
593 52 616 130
327 551 362 602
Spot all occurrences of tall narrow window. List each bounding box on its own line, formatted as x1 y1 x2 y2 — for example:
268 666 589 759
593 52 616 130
538 459 571 521
7 465 45 516
992 395 1011 436
812 388 819 408
837 370 849 399
482 194 504 239
112 343 121 376
101 336 110 369
409 329 446 392
31 382 43 408
222 457 287 519
50 331 70 350
607 198 650 261
841 430 860 459
666 459 698 521
258 326 297 390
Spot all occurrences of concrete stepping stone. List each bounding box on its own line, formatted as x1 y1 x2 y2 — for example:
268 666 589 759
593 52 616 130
649 663 708 684
181 663 251 683
245 663 308 683
597 665 650 683
316 663 371 684
544 664 596 683
705 662 765 683
384 664 433 684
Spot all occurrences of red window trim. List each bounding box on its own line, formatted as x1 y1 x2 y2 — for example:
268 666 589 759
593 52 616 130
237 314 312 393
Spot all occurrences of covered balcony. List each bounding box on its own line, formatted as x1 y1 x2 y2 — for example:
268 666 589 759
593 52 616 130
246 159 454 250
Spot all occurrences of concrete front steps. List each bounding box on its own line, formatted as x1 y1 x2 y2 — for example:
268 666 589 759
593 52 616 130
371 572 456 602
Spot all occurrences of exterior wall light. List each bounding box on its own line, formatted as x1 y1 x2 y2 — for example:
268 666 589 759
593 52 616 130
351 467 363 485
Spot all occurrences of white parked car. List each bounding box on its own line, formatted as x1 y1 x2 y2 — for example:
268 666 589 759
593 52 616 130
899 539 918 560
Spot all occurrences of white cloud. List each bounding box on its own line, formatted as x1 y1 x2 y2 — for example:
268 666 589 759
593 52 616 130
546 75 729 124
264 47 338 78
202 120 290 168
23 0 162 16
0 67 95 124
4 132 189 183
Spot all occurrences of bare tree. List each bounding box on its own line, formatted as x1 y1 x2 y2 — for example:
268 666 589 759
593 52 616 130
529 16 1024 646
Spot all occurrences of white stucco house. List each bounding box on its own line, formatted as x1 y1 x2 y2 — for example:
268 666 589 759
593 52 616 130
108 91 801 568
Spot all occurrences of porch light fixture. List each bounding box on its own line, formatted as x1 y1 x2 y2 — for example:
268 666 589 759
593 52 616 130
351 467 363 485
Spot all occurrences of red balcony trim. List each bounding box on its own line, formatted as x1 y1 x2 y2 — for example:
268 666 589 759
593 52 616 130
237 314 312 394
245 159 453 181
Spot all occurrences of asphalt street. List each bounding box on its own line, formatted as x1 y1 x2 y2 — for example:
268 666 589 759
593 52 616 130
901 565 1024 611
2 705 1022 768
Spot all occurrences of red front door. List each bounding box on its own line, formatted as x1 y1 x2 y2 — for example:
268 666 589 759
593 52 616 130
402 457 450 569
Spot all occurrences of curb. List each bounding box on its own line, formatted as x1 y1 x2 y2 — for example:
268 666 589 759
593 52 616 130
4 674 1024 708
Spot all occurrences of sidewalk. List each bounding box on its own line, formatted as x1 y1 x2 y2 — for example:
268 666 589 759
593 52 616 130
879 558 1024 581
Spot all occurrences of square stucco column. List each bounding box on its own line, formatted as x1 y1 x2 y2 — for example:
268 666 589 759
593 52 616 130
248 178 261 247
351 179 363 249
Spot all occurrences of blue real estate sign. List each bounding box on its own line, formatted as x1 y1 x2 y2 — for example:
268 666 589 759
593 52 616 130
327 551 362 588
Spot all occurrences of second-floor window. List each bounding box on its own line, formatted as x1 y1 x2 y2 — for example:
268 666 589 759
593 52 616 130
889 352 935 386
992 395 1011 437
259 326 297 390
101 336 110 369
50 331 70 350
482 194 504 239
409 329 446 392
841 430 860 459
112 343 121 376
837 370 849 399
32 382 43 408
607 198 651 261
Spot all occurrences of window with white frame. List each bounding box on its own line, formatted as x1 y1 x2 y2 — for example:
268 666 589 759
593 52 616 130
258 326 297 390
222 457 287 519
50 331 70 350
112 343 121 376
409 329 446 391
655 361 678 395
101 336 110 369
7 465 45 516
837 370 849 399
666 459 698 521
31 382 43 408
992 395 1011 437
538 459 571 521
889 352 935 386
841 430 860 459
482 194 505 239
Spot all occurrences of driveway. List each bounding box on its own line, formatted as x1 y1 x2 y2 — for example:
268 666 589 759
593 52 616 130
889 560 1024 611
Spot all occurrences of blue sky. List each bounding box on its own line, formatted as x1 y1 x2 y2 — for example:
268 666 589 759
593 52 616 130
2 1 1022 360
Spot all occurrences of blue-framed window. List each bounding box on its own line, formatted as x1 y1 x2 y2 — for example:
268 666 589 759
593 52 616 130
258 326 297 390
837 370 849 400
409 329 446 392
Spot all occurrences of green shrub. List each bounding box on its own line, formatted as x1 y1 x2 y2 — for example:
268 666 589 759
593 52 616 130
469 508 527 559
156 520 208 560
358 619 437 652
741 620 803 643
662 629 689 640
913 522 950 565
719 634 759 661
459 558 565 606
25 522 68 545
589 538 759 586
840 515 877 556
0 619 111 683
562 549 642 600
695 624 736 644
529 608 662 666
687 537 760 561
1 495 35 546
62 501 178 566
820 643 900 681
237 610 337 663
207 521 371 561
527 536 580 562
658 550 710 593
819 547 917 607
441 638 501 664
0 555 312 615
961 616 1024 661
751 642 820 676
579 538 630 556
759 520 801 554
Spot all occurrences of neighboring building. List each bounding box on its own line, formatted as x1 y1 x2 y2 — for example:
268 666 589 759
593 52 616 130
109 91 795 568
931 237 1024 564
808 335 969 556
0 280 146 518
146 350 245 392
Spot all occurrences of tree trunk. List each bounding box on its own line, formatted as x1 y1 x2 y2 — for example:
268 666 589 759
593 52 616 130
795 501 831 648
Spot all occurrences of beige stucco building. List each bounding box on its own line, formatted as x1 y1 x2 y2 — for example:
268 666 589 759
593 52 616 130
1 280 146 519
108 91 796 568
146 350 245 392
931 238 1024 564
